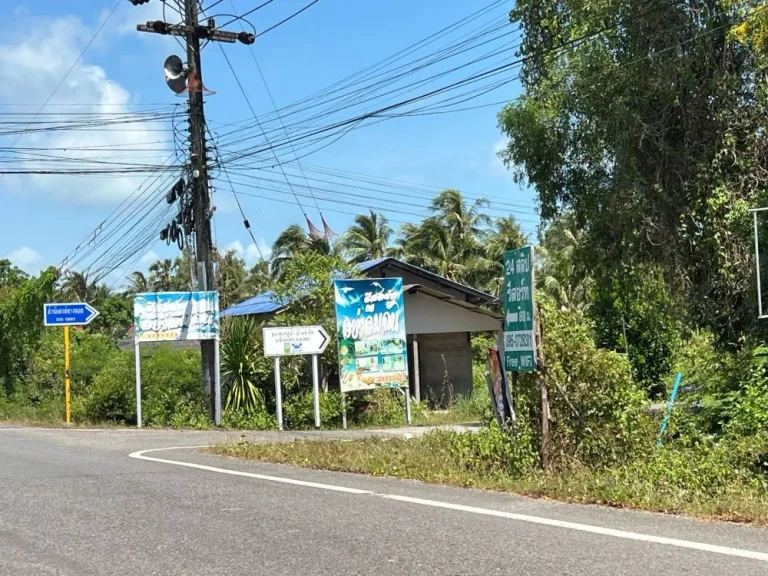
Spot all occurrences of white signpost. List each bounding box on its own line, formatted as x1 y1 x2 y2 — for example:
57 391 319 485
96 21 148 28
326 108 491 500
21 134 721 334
263 325 330 430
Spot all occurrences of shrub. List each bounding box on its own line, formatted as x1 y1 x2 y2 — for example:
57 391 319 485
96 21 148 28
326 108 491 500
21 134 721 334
222 406 277 430
284 389 344 429
531 296 651 468
83 352 135 423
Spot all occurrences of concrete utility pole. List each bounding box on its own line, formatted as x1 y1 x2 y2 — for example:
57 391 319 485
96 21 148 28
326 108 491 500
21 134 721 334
134 0 254 418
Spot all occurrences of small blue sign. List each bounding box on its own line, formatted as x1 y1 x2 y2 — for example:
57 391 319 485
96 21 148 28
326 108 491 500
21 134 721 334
43 302 100 327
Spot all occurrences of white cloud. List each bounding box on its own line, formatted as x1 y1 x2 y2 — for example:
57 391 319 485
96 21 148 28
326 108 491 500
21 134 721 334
6 246 43 270
0 14 170 204
224 239 271 265
491 138 514 180
140 250 159 266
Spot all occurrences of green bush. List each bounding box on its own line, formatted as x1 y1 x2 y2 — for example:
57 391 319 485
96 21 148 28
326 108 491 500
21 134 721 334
439 421 537 477
534 296 651 468
83 346 206 427
83 352 135 423
284 389 344 429
222 407 277 430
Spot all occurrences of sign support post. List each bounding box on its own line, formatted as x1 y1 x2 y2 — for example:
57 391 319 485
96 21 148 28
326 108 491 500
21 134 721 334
64 326 71 424
214 339 221 426
135 341 142 429
341 392 347 430
273 357 283 431
43 302 100 424
312 354 321 429
404 386 412 425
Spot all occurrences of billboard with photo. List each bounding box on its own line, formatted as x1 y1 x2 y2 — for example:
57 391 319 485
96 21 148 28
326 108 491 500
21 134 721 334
333 278 408 393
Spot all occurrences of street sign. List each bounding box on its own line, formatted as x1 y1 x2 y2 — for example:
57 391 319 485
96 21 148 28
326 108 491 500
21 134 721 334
43 302 100 327
503 246 536 372
263 325 330 357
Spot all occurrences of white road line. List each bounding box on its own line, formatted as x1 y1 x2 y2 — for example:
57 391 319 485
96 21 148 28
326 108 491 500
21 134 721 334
129 446 768 563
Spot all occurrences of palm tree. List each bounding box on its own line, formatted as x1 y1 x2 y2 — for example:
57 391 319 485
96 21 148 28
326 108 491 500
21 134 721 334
393 190 491 285
341 211 393 264
127 271 149 294
538 213 589 311
270 224 336 280
60 271 94 302
481 216 528 296
90 284 113 306
149 259 177 292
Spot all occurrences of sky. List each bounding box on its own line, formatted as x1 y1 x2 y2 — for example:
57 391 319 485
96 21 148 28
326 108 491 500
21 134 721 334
0 0 537 286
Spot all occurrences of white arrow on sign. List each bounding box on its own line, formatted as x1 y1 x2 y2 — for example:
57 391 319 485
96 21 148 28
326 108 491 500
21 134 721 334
263 325 330 357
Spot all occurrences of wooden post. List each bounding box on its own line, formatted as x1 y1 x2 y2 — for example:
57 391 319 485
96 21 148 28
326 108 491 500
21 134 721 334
535 303 550 470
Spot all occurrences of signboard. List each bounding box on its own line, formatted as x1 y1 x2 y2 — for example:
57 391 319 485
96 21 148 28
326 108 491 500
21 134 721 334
43 302 99 326
263 325 330 357
334 278 408 393
133 291 219 343
503 246 536 372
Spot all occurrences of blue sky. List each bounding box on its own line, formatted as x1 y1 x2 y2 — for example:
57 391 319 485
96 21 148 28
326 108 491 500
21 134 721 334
0 0 537 285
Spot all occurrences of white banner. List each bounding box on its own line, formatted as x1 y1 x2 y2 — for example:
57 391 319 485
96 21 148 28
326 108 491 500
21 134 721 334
133 291 219 343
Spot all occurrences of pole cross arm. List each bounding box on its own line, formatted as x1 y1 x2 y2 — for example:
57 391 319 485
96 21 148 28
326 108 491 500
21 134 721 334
136 21 254 44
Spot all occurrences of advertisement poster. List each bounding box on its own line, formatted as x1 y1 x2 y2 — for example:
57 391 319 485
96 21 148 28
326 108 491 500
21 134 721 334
333 278 408 393
133 291 219 343
487 348 516 427
503 246 536 372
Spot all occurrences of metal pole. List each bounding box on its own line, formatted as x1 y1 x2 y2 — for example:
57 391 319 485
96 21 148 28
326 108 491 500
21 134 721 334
63 326 71 424
755 211 763 318
214 338 221 426
312 354 321 429
341 392 348 430
412 336 421 403
134 341 142 429
404 386 412 425
274 357 283 431
657 372 683 447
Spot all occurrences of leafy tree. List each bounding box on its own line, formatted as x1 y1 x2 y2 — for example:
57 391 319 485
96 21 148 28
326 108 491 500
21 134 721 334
340 210 393 264
247 260 271 295
0 267 58 396
0 259 29 293
216 249 249 309
498 0 768 342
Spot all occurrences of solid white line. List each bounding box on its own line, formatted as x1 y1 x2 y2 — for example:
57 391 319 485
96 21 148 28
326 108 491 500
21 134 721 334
129 446 768 563
129 447 372 494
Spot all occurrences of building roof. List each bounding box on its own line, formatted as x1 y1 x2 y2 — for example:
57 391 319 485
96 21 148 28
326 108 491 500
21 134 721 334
221 290 288 318
357 257 495 304
221 257 497 318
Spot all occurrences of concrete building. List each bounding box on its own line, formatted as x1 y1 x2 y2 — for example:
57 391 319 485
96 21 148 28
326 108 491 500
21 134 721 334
222 257 503 403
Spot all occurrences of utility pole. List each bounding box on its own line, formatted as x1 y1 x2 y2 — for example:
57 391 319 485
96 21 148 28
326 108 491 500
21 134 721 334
134 0 254 419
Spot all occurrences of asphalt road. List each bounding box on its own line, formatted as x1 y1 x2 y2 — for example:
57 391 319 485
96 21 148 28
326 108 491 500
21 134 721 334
1 426 767 575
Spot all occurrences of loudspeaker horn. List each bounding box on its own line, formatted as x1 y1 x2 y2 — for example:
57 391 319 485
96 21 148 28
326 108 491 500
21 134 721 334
163 55 188 94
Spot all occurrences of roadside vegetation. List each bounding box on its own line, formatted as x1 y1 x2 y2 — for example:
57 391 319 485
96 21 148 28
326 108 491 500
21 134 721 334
2 1 768 522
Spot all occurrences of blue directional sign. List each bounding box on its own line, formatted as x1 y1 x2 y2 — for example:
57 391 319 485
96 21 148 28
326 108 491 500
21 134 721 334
43 302 100 327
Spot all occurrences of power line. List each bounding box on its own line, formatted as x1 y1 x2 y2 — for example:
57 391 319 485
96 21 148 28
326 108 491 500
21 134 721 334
216 42 311 218
0 0 124 177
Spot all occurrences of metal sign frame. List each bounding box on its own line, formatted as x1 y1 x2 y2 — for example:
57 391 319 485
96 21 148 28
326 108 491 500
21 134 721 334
750 207 768 319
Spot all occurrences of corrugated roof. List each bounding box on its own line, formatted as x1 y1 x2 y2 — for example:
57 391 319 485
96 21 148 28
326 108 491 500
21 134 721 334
221 257 497 317
221 290 290 318
357 257 495 302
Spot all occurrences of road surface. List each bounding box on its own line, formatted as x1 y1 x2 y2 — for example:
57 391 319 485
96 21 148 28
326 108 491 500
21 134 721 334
1 426 767 575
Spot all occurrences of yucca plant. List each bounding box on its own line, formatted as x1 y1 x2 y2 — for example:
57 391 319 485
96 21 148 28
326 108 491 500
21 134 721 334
220 316 266 413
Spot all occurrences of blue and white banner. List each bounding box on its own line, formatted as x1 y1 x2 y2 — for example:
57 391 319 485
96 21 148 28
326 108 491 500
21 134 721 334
133 292 219 343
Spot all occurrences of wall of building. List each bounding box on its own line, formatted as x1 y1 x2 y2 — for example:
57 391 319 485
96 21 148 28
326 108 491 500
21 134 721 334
415 332 473 404
403 291 502 335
